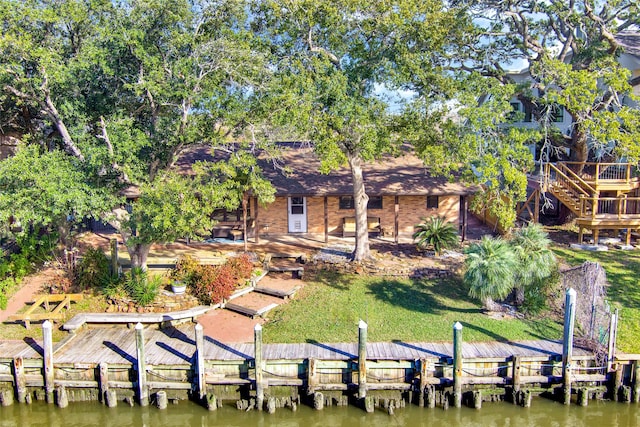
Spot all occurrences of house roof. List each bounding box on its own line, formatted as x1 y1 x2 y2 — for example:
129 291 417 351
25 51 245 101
616 32 640 56
176 143 475 197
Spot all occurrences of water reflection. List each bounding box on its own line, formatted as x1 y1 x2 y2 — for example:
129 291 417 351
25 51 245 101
1 399 639 427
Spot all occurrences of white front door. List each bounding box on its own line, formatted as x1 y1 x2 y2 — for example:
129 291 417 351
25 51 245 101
288 197 307 233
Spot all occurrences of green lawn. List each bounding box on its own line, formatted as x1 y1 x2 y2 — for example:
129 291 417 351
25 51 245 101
553 247 640 354
264 270 561 344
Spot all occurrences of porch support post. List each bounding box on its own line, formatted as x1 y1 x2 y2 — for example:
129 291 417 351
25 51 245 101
461 196 468 242
394 196 399 244
254 197 260 244
324 196 329 244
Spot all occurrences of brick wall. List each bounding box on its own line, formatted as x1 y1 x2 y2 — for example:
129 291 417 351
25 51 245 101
256 194 461 239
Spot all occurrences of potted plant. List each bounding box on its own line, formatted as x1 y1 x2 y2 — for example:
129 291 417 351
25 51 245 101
169 255 200 295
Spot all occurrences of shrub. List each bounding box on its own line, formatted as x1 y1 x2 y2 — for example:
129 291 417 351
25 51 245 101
192 264 237 305
124 268 160 306
170 254 201 286
190 255 255 305
0 277 17 310
226 254 253 282
75 247 112 290
412 216 458 255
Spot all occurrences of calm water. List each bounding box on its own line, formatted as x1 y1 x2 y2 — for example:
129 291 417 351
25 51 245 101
1 399 640 427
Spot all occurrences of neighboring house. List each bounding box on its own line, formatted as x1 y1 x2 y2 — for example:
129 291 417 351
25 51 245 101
176 143 476 243
505 31 640 161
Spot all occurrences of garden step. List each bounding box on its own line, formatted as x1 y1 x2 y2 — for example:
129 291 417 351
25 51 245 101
224 292 283 319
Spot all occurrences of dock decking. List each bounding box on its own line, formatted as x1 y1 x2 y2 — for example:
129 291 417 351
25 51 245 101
0 323 590 365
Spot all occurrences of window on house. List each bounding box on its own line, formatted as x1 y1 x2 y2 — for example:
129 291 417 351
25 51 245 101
509 102 522 122
427 195 439 209
368 196 383 209
550 104 564 122
339 196 354 209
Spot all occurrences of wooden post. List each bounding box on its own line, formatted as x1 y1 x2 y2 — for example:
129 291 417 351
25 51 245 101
511 355 521 404
324 196 329 244
13 357 26 403
472 390 482 409
254 324 264 411
254 197 260 244
195 323 206 400
461 196 468 242
418 358 427 407
534 189 540 223
135 322 148 406
56 385 68 408
42 320 55 404
607 309 619 372
633 360 640 403
313 392 324 410
110 239 119 279
614 364 624 401
156 391 168 409
453 321 463 408
394 196 399 244
99 362 109 405
577 388 588 406
307 358 318 394
358 320 368 399
562 288 577 405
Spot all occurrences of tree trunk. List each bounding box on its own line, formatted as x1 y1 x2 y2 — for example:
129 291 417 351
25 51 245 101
514 287 525 306
126 243 152 271
347 152 370 261
483 297 504 313
569 122 589 164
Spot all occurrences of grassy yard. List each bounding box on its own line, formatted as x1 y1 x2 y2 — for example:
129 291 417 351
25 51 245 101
553 246 640 354
0 295 107 341
264 270 562 344
265 246 640 350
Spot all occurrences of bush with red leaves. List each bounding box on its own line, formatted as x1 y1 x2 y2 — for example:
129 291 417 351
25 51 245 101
190 255 255 305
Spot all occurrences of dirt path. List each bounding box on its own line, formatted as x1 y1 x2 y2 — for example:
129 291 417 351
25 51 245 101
0 267 61 323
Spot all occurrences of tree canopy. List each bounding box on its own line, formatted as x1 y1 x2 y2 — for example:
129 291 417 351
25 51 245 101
0 0 274 268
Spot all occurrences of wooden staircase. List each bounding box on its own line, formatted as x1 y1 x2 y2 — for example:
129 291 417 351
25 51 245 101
535 162 640 244
543 163 595 217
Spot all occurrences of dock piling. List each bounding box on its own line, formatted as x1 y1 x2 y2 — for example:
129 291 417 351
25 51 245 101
562 288 577 405
358 320 368 399
13 357 26 403
453 322 463 408
195 323 205 400
42 320 54 404
135 322 148 406
255 324 264 411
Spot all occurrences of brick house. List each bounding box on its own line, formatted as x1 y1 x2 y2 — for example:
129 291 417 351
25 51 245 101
177 143 476 243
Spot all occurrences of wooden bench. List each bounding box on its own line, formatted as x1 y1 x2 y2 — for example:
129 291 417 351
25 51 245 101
9 294 84 329
342 216 381 238
62 305 213 332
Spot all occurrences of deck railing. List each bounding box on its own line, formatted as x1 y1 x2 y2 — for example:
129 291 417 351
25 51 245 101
562 162 636 185
580 196 640 219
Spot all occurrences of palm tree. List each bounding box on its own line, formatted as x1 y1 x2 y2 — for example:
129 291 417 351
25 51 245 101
510 223 556 305
464 235 518 312
412 216 459 256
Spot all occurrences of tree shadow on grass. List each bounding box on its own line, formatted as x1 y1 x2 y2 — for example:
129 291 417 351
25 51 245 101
311 270 352 291
365 277 480 315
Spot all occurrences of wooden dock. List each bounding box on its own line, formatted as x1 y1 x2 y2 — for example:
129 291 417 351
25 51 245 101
1 321 631 411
